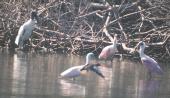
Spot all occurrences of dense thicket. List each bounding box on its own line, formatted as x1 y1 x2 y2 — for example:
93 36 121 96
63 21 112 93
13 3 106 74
0 0 170 62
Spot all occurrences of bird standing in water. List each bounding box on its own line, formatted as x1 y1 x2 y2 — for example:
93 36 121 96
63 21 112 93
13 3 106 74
60 53 105 80
15 11 38 50
137 41 163 79
98 34 118 62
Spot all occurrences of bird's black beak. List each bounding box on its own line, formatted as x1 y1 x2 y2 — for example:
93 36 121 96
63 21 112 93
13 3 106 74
80 64 89 71
80 66 86 71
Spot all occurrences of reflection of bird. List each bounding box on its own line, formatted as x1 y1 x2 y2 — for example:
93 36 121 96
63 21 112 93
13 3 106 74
60 53 105 79
58 79 86 96
137 41 163 78
99 34 118 62
15 11 38 49
138 80 160 98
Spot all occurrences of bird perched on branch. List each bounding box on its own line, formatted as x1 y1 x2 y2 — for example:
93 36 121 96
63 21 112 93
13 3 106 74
60 53 105 80
98 34 118 62
15 11 38 50
137 41 163 79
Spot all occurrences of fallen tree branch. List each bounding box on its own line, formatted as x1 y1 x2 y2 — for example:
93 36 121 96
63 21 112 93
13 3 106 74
102 12 115 42
149 35 170 46
35 27 70 38
108 6 159 26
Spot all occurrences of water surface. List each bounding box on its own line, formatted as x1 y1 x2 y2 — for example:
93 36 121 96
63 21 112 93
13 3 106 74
0 51 170 98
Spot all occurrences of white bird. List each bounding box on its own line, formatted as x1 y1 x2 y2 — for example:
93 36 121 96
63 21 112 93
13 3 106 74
98 34 118 62
15 11 38 49
137 41 163 78
60 53 105 79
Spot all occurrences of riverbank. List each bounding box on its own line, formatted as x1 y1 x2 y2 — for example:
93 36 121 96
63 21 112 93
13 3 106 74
0 0 170 62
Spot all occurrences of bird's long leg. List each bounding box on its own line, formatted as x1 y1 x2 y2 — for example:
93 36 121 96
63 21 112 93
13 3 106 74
111 58 113 63
111 56 114 64
104 60 107 63
147 71 152 80
72 77 76 81
26 39 31 47
25 39 32 51
18 39 24 50
119 54 123 61
23 40 29 51
29 38 32 49
110 58 114 72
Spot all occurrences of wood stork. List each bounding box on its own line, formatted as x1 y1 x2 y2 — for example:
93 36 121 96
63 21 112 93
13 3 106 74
98 34 118 62
137 41 163 78
15 11 38 49
60 53 105 79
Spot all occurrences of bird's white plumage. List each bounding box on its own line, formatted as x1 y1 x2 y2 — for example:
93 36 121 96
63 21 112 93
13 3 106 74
15 19 37 48
60 52 100 79
60 66 84 78
85 52 95 65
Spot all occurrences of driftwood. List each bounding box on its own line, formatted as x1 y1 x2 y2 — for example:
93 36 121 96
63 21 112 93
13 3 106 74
0 0 170 61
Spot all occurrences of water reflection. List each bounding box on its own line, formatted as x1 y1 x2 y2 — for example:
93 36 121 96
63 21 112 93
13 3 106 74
12 53 27 95
95 67 112 98
0 51 169 98
137 79 160 98
58 79 86 96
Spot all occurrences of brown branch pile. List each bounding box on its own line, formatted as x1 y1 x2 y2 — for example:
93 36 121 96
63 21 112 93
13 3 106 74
0 0 170 62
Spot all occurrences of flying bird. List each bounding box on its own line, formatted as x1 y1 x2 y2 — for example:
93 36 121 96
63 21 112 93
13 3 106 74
15 11 38 49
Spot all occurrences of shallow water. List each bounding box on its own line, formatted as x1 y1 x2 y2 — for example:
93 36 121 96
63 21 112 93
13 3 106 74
0 51 170 98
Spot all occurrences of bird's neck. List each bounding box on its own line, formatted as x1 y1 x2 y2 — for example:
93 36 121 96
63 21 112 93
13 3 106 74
114 36 117 42
112 36 117 44
85 57 90 65
139 46 145 58
27 19 37 26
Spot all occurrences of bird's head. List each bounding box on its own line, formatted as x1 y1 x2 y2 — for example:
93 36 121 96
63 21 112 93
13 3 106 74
114 34 118 37
137 41 149 50
138 41 144 46
86 52 95 59
85 52 96 65
31 11 38 23
139 41 148 47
